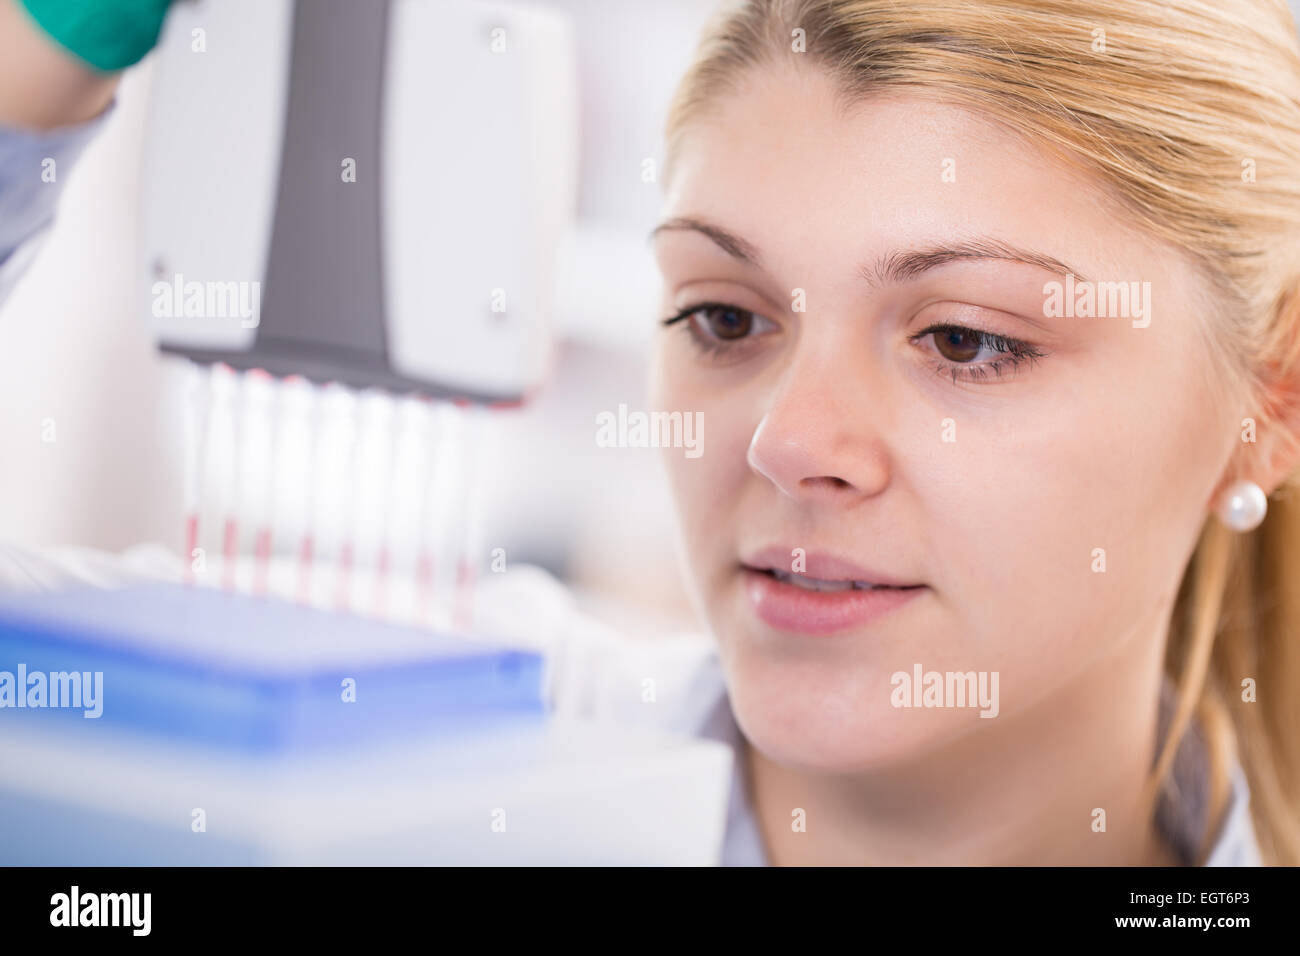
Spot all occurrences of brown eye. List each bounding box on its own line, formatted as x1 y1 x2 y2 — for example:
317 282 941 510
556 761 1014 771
931 327 983 362
696 305 755 340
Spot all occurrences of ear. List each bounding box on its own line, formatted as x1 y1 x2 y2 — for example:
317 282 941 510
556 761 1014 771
1217 357 1300 503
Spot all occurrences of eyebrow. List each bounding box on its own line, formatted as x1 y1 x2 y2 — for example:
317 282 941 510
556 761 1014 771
649 216 1088 284
867 238 1088 286
650 216 763 265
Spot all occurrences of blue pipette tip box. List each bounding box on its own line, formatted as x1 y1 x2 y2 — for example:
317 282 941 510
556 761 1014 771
0 582 545 752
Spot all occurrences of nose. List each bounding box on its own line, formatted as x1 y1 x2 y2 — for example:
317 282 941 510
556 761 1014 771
746 354 892 504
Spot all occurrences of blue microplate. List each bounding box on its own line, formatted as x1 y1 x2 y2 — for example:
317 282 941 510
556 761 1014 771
0 582 545 751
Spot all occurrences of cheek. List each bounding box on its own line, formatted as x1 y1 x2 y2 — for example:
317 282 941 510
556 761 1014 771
653 359 762 564
908 365 1222 686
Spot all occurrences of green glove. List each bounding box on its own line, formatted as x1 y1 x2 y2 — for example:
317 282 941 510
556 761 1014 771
18 0 173 73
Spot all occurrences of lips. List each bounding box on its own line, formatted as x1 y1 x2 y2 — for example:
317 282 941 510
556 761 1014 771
739 546 926 635
740 546 922 589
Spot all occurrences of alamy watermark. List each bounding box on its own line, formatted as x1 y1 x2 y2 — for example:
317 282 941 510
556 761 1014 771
0 664 103 718
152 273 261 328
890 663 999 718
595 403 703 458
1043 274 1151 328
50 886 150 936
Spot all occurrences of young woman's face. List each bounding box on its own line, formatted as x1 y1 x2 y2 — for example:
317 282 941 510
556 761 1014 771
649 64 1244 772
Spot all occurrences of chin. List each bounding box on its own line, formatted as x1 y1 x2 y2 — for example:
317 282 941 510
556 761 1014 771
720 649 969 773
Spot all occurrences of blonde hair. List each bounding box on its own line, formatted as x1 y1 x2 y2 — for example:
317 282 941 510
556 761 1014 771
665 0 1300 865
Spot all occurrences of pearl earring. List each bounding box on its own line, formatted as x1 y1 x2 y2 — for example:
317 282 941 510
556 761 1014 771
1217 480 1268 532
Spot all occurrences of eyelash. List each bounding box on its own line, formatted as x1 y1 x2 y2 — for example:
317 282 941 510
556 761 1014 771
662 302 771 361
662 303 1046 384
910 323 1047 384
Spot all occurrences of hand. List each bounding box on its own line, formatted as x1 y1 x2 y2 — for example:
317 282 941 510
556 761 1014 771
0 0 173 131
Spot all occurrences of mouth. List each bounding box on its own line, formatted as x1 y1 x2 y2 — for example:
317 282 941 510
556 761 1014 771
738 549 927 636
758 568 906 592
